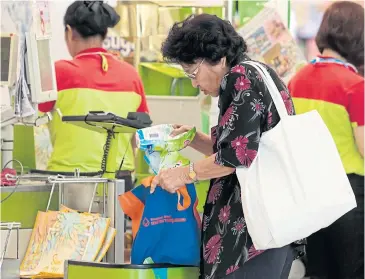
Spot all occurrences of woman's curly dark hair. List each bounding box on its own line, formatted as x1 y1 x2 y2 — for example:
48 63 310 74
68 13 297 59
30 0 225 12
161 14 247 67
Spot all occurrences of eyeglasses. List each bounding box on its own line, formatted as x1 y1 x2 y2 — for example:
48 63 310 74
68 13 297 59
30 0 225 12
184 59 204 79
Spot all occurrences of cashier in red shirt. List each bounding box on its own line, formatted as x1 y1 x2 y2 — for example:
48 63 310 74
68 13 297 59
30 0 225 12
288 2 364 279
39 1 148 183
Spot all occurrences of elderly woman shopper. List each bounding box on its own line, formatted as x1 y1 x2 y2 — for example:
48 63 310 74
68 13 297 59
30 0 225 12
288 2 364 279
151 14 299 279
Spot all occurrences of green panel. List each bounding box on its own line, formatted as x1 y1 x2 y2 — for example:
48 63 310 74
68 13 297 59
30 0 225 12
135 149 152 185
201 7 224 18
196 180 209 213
179 7 224 20
236 0 290 27
66 262 199 279
201 111 210 135
201 95 211 135
139 63 199 97
179 7 193 20
0 190 59 228
237 0 267 27
13 125 36 172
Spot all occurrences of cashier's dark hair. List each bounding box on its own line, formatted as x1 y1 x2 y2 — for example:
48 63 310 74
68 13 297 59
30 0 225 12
161 14 247 67
64 1 120 39
316 1 364 68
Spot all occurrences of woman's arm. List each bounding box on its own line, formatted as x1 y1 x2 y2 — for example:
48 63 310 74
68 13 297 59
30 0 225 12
347 81 364 157
151 154 234 193
170 125 213 156
190 131 214 156
38 61 66 113
192 154 235 180
354 126 364 157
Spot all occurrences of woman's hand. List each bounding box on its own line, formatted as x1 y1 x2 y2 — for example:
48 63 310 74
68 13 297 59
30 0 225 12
170 124 193 137
150 166 192 194
170 124 213 156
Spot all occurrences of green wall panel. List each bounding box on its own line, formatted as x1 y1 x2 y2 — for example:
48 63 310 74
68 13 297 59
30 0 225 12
0 189 58 228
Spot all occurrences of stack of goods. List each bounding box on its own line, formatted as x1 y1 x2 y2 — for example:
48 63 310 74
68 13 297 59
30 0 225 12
20 205 116 278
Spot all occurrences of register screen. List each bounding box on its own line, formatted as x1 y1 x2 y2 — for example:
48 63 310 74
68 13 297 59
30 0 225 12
1 37 11 82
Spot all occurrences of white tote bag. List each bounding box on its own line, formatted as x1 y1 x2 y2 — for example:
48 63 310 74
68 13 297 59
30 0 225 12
237 61 357 250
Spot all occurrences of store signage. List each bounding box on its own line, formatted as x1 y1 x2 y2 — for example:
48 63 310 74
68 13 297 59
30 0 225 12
103 35 135 58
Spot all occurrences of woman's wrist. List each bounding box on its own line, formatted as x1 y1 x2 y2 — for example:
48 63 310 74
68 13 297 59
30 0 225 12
181 166 194 184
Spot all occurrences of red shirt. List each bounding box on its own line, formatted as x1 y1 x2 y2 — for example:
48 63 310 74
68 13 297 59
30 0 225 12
288 56 364 175
288 57 364 127
39 47 148 113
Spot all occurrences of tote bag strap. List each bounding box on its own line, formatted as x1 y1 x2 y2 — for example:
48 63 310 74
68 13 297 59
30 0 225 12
243 61 289 119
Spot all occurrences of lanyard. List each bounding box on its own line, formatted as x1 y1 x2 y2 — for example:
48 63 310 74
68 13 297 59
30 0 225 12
310 57 358 73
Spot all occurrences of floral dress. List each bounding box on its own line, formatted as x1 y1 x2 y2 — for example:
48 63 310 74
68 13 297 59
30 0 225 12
200 56 298 279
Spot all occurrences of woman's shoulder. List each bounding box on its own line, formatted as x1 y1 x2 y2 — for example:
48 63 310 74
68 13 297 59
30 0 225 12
289 62 364 93
346 78 364 96
104 56 142 81
342 70 364 91
224 59 284 90
55 59 80 76
223 61 257 84
54 59 85 90
226 59 279 79
113 59 140 76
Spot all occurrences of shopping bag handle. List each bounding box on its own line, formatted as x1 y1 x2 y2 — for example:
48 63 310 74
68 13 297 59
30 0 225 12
177 187 191 211
142 176 191 210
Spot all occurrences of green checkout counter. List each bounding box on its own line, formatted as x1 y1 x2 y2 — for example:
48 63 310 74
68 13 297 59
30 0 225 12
65 261 199 279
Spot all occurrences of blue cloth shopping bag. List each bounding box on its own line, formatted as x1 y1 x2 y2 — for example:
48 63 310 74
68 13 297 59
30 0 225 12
119 177 201 266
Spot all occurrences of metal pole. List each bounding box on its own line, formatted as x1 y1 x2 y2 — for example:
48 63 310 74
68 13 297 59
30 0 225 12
106 179 125 264
1 125 14 169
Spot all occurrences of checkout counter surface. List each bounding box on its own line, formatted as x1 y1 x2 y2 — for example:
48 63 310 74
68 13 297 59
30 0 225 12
65 260 199 279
